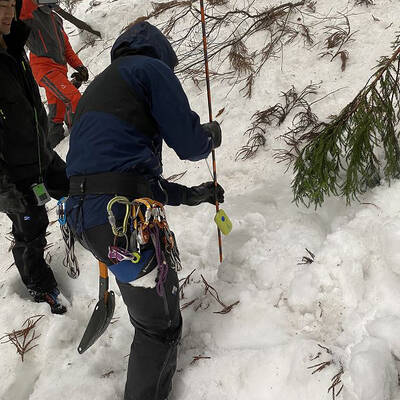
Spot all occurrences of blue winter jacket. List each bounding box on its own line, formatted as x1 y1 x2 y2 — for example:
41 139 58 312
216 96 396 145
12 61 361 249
66 22 212 232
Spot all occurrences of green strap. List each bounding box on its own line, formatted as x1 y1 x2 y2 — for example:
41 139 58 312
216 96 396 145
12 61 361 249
33 107 43 183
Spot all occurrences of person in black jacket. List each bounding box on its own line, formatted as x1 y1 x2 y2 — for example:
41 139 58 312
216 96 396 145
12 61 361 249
0 0 68 314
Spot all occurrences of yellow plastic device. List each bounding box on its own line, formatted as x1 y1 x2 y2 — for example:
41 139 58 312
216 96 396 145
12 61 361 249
214 209 232 235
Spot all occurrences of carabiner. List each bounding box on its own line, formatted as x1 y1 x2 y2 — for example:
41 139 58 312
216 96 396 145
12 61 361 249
106 196 131 237
57 197 67 226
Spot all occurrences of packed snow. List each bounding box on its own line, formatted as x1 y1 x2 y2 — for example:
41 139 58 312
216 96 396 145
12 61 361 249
1 0 400 399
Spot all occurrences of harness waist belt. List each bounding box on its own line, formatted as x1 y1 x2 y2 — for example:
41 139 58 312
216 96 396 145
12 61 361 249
69 172 153 197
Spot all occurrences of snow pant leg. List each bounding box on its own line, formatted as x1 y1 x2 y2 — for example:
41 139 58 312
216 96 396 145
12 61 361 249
45 88 64 124
40 69 81 128
73 222 182 400
7 204 57 292
44 87 66 148
118 269 182 400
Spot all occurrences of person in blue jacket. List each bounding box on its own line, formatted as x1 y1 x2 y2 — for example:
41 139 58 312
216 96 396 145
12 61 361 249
66 21 223 400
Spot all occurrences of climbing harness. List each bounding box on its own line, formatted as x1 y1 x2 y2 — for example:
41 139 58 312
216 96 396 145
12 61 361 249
106 196 181 293
57 197 80 279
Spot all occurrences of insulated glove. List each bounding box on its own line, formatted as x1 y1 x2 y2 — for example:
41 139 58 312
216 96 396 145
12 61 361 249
74 65 89 82
201 121 222 149
183 181 225 206
70 76 82 89
0 188 27 214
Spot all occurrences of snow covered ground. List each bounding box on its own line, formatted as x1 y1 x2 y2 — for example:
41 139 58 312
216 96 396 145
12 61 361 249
1 0 400 399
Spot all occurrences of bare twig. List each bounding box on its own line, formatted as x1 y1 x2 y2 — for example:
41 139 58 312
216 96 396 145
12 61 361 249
328 366 344 399
200 275 239 314
179 268 196 299
318 344 332 354
308 360 332 374
297 248 315 264
54 6 101 37
190 354 211 364
101 370 114 378
181 298 198 310
165 170 188 182
5 262 15 272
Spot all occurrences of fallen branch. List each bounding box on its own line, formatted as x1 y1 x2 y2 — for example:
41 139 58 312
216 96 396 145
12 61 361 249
180 298 197 310
200 274 239 314
179 268 196 299
297 248 315 265
54 6 101 38
0 315 44 361
190 354 211 365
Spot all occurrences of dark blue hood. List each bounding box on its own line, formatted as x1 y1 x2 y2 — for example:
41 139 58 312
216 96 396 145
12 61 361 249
111 21 178 69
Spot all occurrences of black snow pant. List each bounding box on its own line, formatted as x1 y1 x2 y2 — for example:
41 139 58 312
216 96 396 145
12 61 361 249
74 222 182 400
7 153 69 292
7 204 57 291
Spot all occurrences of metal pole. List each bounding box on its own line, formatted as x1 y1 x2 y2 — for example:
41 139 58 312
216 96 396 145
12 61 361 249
199 0 223 263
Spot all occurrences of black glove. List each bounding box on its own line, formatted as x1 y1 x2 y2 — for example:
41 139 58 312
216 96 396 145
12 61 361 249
0 188 27 214
183 181 225 206
70 76 82 89
72 65 89 82
202 121 222 149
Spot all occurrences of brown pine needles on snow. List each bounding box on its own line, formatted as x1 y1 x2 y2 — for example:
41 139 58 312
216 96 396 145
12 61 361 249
0 315 45 361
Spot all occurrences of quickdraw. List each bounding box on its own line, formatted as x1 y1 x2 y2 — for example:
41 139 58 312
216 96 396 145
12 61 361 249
106 196 181 274
57 197 67 226
57 197 80 279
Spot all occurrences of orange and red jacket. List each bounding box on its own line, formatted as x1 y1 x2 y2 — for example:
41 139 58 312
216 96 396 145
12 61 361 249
19 0 83 79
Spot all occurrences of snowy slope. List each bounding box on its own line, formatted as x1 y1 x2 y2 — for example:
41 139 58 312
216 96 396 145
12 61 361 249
1 0 400 399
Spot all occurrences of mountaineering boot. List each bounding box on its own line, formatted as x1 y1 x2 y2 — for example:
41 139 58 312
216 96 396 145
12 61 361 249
29 287 67 314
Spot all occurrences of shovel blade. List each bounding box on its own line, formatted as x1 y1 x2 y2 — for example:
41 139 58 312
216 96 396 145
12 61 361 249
78 290 115 354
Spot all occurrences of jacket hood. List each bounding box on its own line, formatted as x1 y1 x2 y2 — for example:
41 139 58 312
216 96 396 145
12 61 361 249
3 0 29 52
3 23 30 53
110 21 178 69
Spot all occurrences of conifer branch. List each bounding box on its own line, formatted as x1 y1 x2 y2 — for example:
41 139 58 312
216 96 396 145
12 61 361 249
291 37 400 207
236 84 318 160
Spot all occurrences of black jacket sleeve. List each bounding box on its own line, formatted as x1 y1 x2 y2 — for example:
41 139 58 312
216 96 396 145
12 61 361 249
0 122 26 214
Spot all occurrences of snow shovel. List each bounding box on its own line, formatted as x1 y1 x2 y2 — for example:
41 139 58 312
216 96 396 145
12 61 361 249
78 261 115 354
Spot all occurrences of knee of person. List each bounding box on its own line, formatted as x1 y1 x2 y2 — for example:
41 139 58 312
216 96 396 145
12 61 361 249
70 92 81 110
14 231 47 247
166 316 182 344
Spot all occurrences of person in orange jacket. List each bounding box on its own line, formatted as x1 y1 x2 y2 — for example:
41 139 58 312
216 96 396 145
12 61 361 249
20 0 89 148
